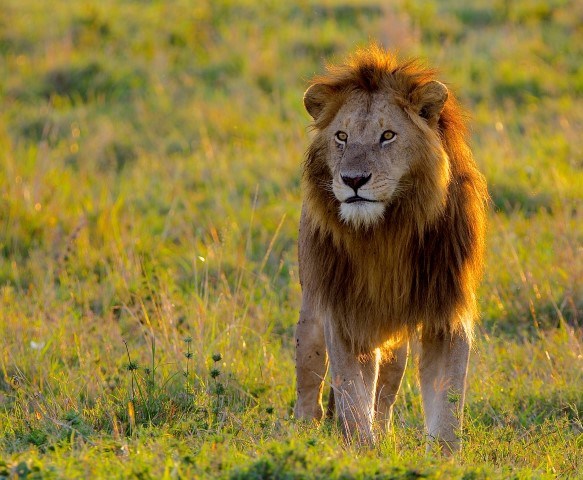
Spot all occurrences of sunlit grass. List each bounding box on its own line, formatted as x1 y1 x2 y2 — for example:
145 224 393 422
0 0 581 478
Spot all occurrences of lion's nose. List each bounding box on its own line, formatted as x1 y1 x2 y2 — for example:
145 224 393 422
341 174 371 191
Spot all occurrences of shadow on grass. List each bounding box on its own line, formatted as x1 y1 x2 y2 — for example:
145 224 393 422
289 4 383 26
40 62 148 102
10 60 148 104
229 445 433 480
482 298 582 339
488 183 554 216
469 389 582 429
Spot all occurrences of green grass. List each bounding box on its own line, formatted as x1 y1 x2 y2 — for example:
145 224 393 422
1 0 582 478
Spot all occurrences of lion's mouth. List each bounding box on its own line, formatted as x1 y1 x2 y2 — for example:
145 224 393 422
344 196 377 204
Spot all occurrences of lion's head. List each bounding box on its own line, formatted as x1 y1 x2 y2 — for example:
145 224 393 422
302 46 465 232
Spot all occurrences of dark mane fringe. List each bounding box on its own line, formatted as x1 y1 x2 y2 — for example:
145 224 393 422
299 45 488 354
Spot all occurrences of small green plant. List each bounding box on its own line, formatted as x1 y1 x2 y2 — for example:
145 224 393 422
121 337 182 431
183 336 194 394
210 353 225 426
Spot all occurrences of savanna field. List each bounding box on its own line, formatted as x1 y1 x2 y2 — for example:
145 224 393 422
1 0 582 478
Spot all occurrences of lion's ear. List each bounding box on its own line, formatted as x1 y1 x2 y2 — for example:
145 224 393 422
304 83 334 120
412 80 448 123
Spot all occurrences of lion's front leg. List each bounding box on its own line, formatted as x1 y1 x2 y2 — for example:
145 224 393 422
419 331 470 455
375 342 408 433
294 294 328 422
325 318 379 447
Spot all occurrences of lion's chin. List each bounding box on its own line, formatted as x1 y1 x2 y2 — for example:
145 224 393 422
339 201 385 228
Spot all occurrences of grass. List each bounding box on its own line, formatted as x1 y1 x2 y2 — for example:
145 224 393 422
1 0 582 478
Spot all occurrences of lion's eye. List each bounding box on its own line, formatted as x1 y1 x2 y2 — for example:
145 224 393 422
334 131 348 144
380 130 396 145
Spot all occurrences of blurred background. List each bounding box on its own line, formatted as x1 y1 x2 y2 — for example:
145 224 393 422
0 0 581 476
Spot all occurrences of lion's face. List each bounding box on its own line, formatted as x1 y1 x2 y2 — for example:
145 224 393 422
325 91 426 227
305 80 450 229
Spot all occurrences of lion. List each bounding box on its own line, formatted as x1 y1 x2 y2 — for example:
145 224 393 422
294 45 487 454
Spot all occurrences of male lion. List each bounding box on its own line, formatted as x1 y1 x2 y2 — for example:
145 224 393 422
294 45 487 454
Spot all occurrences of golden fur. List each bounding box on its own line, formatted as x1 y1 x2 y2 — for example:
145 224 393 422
299 45 488 354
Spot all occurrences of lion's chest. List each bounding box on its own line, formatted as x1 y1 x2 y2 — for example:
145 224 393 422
305 231 419 336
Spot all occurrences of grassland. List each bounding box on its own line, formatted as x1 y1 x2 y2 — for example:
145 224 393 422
0 0 582 478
